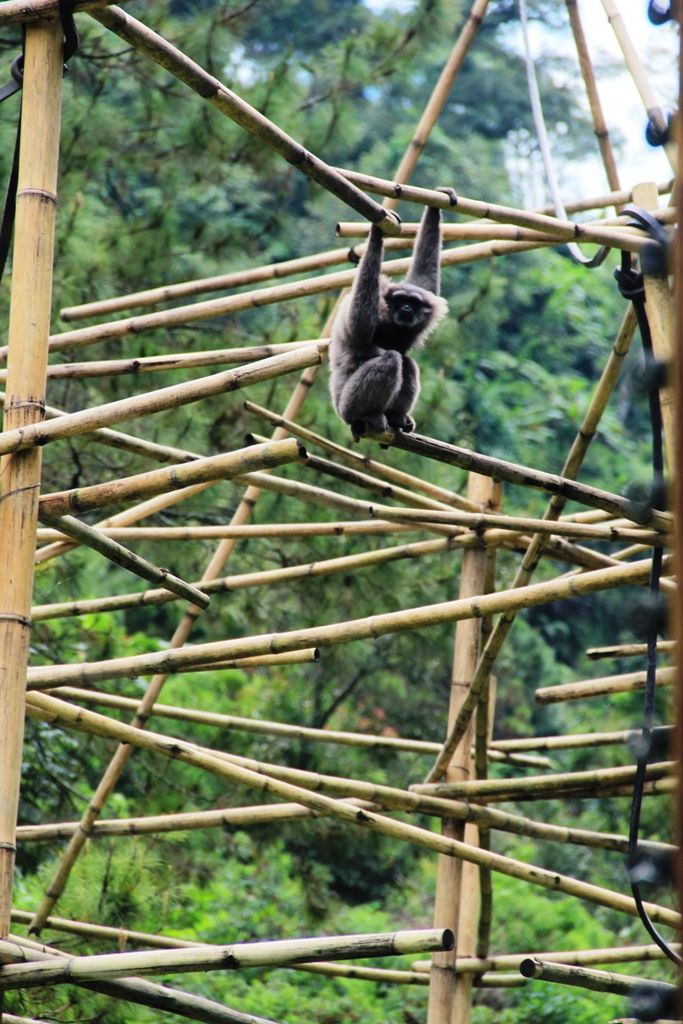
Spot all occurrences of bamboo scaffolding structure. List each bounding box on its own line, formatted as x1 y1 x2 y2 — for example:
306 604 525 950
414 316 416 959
414 942 682 973
366 506 669 546
243 400 479 511
0 340 324 382
565 0 621 198
5 933 284 1024
519 957 677 998
86 6 402 234
0 346 324 456
0 390 203 466
0 929 452 990
536 666 676 704
437 474 492 1024
422 305 641 782
358 429 670 530
412 762 674 801
489 725 672 753
37 512 211 608
34 521 421 542
587 641 677 660
38 439 306 518
0 18 63 952
23 556 663 685
22 691 682 929
38 687 551 768
599 0 676 171
334 167 671 240
59 181 672 325
633 181 677 474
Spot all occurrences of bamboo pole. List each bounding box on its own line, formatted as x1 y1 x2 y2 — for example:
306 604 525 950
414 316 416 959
412 762 674 800
294 963 525 987
535 666 676 704
423 305 641 782
358 429 670 530
38 439 306 518
22 690 682 929
587 641 676 660
632 181 676 474
38 687 549 768
599 0 676 171
23 556 662 686
336 220 647 246
0 929 452 990
414 942 682 973
0 0 123 24
4 933 283 1024
58 182 672 325
489 725 672 753
34 521 421 542
37 513 211 608
366 506 668 546
519 957 677 998
244 401 478 511
0 346 324 456
87 6 400 234
565 0 621 198
0 340 325 382
0 17 63 954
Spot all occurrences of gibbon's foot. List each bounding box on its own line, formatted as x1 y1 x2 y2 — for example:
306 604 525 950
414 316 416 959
436 186 457 206
350 413 389 437
387 412 416 432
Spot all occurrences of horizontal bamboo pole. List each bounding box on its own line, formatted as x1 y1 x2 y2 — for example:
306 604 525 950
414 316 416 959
0 346 324 455
24 556 663 683
414 942 682 974
334 167 672 242
34 521 421 542
534 178 672 217
37 512 210 608
0 929 453 990
519 957 677 997
479 778 675 803
366 505 668 546
28 533 470 623
0 0 122 25
336 220 647 250
23 691 681 929
90 6 403 232
489 725 672 753
411 762 674 800
0 340 324 383
39 439 306 518
292 963 524 987
587 640 676 660
0 389 203 467
357 430 671 531
536 666 676 704
16 777 673 855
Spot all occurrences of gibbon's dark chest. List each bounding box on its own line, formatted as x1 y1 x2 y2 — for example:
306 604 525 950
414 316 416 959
371 320 417 355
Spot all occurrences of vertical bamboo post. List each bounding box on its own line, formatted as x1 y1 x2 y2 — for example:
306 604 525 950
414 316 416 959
427 473 494 1024
632 181 676 476
451 482 500 1024
0 16 63 946
383 0 491 211
565 0 621 200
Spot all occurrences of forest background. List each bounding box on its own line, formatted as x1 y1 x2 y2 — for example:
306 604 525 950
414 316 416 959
0 0 677 1021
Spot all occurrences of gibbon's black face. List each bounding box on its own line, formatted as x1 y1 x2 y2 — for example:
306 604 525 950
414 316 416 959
386 286 432 330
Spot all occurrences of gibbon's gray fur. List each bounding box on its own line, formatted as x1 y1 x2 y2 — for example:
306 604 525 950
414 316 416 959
329 202 448 435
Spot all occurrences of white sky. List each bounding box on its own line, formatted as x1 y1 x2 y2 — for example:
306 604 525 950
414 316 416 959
365 0 678 205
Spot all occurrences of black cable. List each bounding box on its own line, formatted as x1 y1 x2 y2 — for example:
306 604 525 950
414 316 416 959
614 250 680 968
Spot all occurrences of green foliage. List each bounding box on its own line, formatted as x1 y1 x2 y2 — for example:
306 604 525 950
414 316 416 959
5 0 677 1021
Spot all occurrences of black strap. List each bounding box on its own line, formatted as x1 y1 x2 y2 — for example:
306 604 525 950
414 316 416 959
58 0 80 67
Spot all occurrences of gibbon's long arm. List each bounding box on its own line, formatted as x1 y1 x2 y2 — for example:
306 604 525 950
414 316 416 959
404 205 442 294
344 224 384 346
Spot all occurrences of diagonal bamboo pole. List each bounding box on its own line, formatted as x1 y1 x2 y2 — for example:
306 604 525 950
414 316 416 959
0 17 63 958
423 304 640 782
519 957 677 997
87 5 400 234
25 8 516 936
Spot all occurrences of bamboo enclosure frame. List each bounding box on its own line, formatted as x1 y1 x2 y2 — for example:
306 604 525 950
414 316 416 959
0 2 679 1023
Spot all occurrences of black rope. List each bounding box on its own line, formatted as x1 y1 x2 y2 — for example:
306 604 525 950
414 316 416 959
0 3 79 283
614 246 680 968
